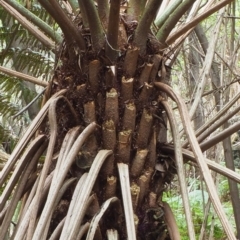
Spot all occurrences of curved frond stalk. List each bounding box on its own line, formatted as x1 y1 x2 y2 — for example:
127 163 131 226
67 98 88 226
0 139 47 239
97 0 109 29
105 0 121 62
0 1 56 50
26 96 61 240
156 0 196 45
78 0 105 52
161 145 240 184
166 0 234 45
161 100 195 240
55 127 82 173
48 217 66 240
0 135 44 210
13 171 54 240
117 163 136 240
38 178 76 240
77 222 90 239
38 0 85 50
4 0 62 43
59 150 113 240
0 89 66 189
62 173 88 232
0 135 46 213
154 82 236 240
0 66 48 87
133 0 163 54
162 202 181 240
32 122 98 240
155 0 182 29
127 0 147 21
86 197 120 239
200 121 240 152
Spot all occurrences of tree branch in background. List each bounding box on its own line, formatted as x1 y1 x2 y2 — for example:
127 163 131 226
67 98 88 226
0 1 55 50
156 0 196 46
0 66 48 87
133 0 163 54
198 115 240 154
188 10 223 120
199 118 240 152
78 0 105 52
196 105 240 145
4 0 62 44
105 0 121 62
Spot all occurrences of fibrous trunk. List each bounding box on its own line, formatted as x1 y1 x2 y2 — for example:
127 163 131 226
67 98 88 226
44 10 176 239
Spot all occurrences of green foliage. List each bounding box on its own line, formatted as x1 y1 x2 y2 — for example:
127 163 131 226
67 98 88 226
0 3 55 152
163 176 236 240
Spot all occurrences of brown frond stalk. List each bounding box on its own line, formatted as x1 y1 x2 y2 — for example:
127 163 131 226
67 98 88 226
89 60 100 94
138 170 153 204
121 77 134 102
116 130 132 164
105 88 119 126
102 120 116 176
130 149 148 177
136 109 153 149
163 202 181 240
139 63 153 86
122 102 136 131
130 183 140 211
123 48 139 77
105 176 117 199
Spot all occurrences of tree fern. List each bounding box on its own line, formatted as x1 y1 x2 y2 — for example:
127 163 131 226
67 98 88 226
0 1 239 239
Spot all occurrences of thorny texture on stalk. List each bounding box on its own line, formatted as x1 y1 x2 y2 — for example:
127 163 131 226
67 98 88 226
0 1 238 240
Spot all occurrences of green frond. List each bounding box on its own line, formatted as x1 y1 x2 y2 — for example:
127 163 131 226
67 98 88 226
0 74 37 101
0 92 20 117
